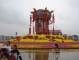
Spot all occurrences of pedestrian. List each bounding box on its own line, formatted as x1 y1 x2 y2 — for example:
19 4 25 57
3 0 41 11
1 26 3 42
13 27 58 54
2 41 11 53
0 49 2 60
55 42 59 51
1 53 8 60
10 50 16 60
55 42 58 48
1 41 11 60
12 45 22 60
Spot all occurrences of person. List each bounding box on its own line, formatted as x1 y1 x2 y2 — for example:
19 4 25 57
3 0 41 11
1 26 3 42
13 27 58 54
55 42 58 48
1 48 9 59
55 42 59 51
1 41 11 60
10 50 16 60
1 41 11 53
12 45 22 60
1 53 8 60
0 49 2 60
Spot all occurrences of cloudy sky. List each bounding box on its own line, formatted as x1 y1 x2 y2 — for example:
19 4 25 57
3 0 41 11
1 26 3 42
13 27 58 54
0 0 79 36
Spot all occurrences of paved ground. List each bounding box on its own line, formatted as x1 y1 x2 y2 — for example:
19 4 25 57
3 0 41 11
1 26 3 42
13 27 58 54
20 49 79 60
1 43 79 60
19 49 79 53
20 51 79 60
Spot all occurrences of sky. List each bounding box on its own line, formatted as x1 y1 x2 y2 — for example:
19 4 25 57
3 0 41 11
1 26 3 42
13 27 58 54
0 0 79 36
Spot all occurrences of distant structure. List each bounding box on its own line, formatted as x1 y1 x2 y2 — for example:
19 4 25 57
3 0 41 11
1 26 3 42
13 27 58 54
49 30 62 35
72 35 79 41
0 35 14 41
